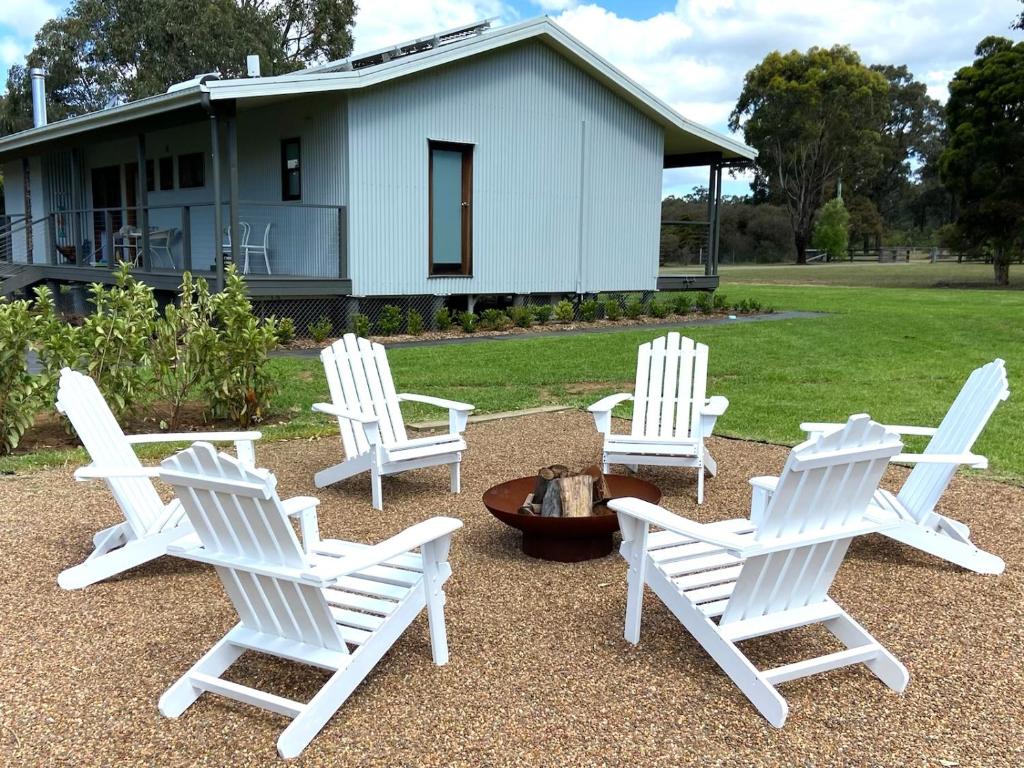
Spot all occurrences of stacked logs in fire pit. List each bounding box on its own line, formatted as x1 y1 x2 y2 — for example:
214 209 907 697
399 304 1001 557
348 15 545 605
517 465 613 517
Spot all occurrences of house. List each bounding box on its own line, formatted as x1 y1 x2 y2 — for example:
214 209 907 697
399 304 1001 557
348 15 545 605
0 17 753 321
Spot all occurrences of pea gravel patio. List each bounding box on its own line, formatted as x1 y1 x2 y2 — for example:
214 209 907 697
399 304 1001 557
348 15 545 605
1 410 1021 767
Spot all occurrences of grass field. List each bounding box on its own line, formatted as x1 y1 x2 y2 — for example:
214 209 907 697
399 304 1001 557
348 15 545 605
5 273 1022 482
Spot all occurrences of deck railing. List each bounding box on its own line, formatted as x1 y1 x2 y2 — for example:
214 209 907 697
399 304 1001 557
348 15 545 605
10 201 347 280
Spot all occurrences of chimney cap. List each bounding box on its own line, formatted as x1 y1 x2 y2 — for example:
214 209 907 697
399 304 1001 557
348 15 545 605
246 55 261 78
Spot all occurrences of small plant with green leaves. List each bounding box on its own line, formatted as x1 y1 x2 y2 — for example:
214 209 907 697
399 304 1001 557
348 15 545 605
554 300 575 323
204 266 279 428
712 292 728 310
601 298 622 321
351 313 371 338
0 299 44 454
30 285 83 399
459 310 477 333
434 307 453 331
672 293 694 315
275 316 297 345
378 304 403 336
478 308 512 331
308 315 334 343
695 291 714 313
624 296 645 319
406 309 424 335
532 304 553 325
648 299 670 319
152 272 216 430
579 299 599 322
508 306 533 328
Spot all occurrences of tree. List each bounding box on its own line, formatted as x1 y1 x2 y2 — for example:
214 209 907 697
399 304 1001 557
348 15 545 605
813 198 850 260
939 37 1024 285
1 0 357 134
845 195 884 253
730 46 888 263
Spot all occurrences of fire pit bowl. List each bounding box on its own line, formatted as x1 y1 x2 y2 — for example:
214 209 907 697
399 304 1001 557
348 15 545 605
483 474 662 562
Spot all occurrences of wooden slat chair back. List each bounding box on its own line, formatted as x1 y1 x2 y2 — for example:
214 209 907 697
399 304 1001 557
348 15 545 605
160 444 346 654
897 359 1008 525
720 417 902 627
631 332 708 441
321 334 407 461
56 368 165 537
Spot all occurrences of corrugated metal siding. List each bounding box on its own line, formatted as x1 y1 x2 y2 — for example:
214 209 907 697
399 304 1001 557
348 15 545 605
347 40 663 296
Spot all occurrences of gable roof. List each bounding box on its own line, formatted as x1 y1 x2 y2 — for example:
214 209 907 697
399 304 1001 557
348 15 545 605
0 17 754 162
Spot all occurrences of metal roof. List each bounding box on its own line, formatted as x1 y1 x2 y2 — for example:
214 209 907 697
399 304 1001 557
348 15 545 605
0 17 755 162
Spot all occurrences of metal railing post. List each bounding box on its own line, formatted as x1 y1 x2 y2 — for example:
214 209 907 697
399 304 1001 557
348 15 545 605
181 206 192 272
338 206 348 279
103 210 114 268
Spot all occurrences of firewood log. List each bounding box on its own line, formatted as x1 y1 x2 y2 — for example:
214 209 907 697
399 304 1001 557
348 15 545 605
540 479 563 517
533 467 556 504
518 493 535 515
549 464 570 479
559 474 594 517
581 465 610 501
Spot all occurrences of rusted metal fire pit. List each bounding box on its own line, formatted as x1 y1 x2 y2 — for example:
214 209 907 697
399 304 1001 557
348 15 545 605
483 475 662 562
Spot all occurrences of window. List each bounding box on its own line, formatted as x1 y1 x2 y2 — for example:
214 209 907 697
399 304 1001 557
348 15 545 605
145 159 155 192
177 152 205 188
428 140 473 276
159 156 174 190
280 138 301 201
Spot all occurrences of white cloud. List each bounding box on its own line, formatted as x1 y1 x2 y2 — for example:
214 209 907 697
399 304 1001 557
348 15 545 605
0 1 61 38
530 0 580 11
351 0 512 53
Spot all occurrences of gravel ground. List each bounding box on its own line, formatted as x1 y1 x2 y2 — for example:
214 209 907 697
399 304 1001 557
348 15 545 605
1 410 1021 767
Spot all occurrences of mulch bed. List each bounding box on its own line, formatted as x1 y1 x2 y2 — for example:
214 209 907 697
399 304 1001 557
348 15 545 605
0 410 1020 767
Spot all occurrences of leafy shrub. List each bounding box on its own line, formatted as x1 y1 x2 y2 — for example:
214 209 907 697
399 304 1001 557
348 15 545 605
152 273 215 430
648 299 670 319
554 300 574 323
378 304 403 336
672 293 694 315
351 313 371 338
532 304 553 325
601 298 622 321
406 309 424 336
458 311 477 333
434 307 453 331
508 306 533 328
275 316 297 345
79 263 158 419
204 266 279 428
712 292 728 310
624 297 645 319
0 299 44 454
478 308 512 331
695 291 714 313
31 285 82 399
579 299 598 322
309 315 334 343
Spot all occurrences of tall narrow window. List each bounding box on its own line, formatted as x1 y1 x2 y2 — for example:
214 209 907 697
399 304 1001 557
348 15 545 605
178 153 205 188
159 156 174 190
429 140 473 276
145 159 155 192
281 138 301 201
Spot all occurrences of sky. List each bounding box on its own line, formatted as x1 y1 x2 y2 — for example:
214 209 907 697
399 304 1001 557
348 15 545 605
1 0 1021 197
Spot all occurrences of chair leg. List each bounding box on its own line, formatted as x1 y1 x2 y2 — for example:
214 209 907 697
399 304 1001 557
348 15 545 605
449 461 461 494
825 613 909 692
704 449 718 476
57 530 178 590
696 463 705 504
159 633 245 718
623 561 646 645
422 540 452 666
370 466 383 511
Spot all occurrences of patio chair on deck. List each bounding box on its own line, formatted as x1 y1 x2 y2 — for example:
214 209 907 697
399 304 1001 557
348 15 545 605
312 334 474 510
242 222 272 275
611 415 907 727
55 368 261 590
158 442 462 758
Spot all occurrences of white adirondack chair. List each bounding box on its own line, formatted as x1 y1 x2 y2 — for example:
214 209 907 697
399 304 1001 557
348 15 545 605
55 368 261 590
611 415 907 727
588 332 728 503
312 334 474 510
157 442 462 759
763 359 1008 575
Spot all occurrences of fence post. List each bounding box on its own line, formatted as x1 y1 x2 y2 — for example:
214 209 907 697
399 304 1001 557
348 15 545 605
181 206 192 272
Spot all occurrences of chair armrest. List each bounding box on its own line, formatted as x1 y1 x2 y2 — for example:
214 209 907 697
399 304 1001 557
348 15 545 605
74 465 161 481
588 393 633 435
398 393 475 433
608 497 750 553
126 431 261 444
892 452 988 469
801 421 937 438
311 402 379 423
282 496 321 553
701 396 729 418
397 393 475 412
299 517 464 585
749 476 779 491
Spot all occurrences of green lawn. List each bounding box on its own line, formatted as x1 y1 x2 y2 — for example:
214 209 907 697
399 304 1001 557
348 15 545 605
716 261 1021 289
5 280 1022 483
